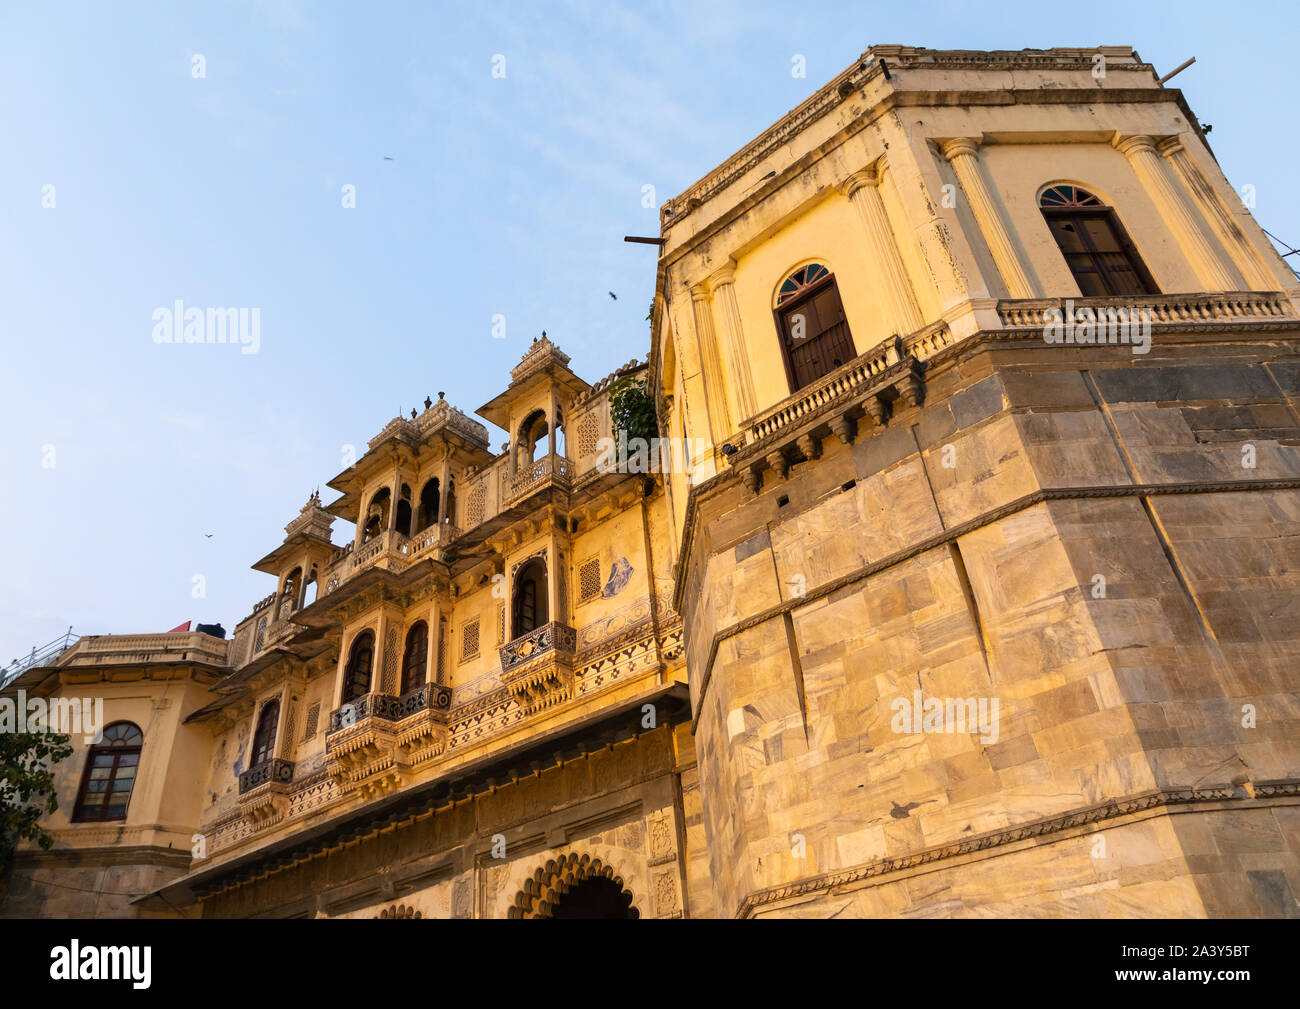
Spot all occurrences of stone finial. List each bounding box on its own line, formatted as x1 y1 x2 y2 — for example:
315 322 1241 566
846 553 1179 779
425 396 433 410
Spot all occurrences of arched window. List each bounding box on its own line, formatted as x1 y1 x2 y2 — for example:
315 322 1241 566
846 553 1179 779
443 476 456 526
418 479 440 532
395 484 413 537
400 622 428 695
518 410 549 466
773 263 856 391
302 569 318 608
554 410 566 458
251 699 280 767
363 488 391 543
342 631 375 704
281 567 301 617
73 722 143 823
1039 185 1158 297
512 558 549 638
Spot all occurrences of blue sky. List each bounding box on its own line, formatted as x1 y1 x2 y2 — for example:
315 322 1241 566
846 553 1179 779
1 0 1296 665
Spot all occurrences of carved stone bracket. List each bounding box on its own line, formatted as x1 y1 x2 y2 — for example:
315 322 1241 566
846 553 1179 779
829 415 856 446
796 434 822 462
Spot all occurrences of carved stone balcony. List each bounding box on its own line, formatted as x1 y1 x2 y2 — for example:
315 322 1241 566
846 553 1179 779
505 454 572 505
320 526 460 598
498 622 578 716
236 758 295 830
408 523 459 561
351 529 413 573
324 682 453 799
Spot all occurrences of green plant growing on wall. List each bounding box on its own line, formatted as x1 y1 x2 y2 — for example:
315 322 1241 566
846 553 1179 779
0 730 73 878
609 375 658 446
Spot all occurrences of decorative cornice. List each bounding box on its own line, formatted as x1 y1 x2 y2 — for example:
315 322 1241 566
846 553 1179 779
663 58 870 224
735 779 1300 918
661 46 1159 231
510 334 572 385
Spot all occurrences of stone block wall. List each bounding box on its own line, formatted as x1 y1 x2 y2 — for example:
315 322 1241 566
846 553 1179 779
683 335 1300 917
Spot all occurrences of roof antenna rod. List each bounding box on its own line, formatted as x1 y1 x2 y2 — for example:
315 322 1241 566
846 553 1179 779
1159 56 1195 85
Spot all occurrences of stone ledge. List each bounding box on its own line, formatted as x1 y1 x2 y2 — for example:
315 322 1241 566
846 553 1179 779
737 779 1300 918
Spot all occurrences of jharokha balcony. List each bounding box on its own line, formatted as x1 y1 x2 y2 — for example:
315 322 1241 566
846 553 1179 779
498 622 578 715
324 681 453 799
236 757 296 830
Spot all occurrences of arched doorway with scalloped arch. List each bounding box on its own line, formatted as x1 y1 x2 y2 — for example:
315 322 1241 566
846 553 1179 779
508 852 639 919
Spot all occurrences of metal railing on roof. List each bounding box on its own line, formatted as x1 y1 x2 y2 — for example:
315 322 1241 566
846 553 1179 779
1 627 80 689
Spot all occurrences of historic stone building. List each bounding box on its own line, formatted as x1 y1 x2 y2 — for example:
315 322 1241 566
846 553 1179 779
3 45 1299 918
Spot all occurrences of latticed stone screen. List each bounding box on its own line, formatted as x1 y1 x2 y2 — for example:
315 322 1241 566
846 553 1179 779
577 413 599 458
381 627 399 693
302 702 320 741
579 557 601 602
461 618 480 662
468 481 485 527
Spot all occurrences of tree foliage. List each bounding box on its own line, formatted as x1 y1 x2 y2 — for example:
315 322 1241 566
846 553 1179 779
609 375 658 446
0 730 73 878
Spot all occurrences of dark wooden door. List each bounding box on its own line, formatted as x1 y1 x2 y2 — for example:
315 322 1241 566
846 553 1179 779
778 278 856 390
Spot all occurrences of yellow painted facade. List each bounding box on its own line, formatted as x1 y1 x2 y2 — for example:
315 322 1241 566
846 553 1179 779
4 45 1299 918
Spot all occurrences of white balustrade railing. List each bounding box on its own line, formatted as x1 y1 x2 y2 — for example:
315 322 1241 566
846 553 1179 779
744 337 902 446
997 292 1293 328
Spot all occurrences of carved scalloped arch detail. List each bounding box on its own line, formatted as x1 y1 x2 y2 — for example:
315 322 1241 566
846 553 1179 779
376 903 422 919
507 852 639 919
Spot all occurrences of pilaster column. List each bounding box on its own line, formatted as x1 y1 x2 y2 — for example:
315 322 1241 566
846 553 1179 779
840 161 924 336
547 541 564 627
335 632 354 706
940 138 1035 298
709 264 758 425
386 466 399 533
1114 134 1236 290
425 596 442 684
691 282 733 444
1157 137 1271 289
547 388 557 457
438 459 450 524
